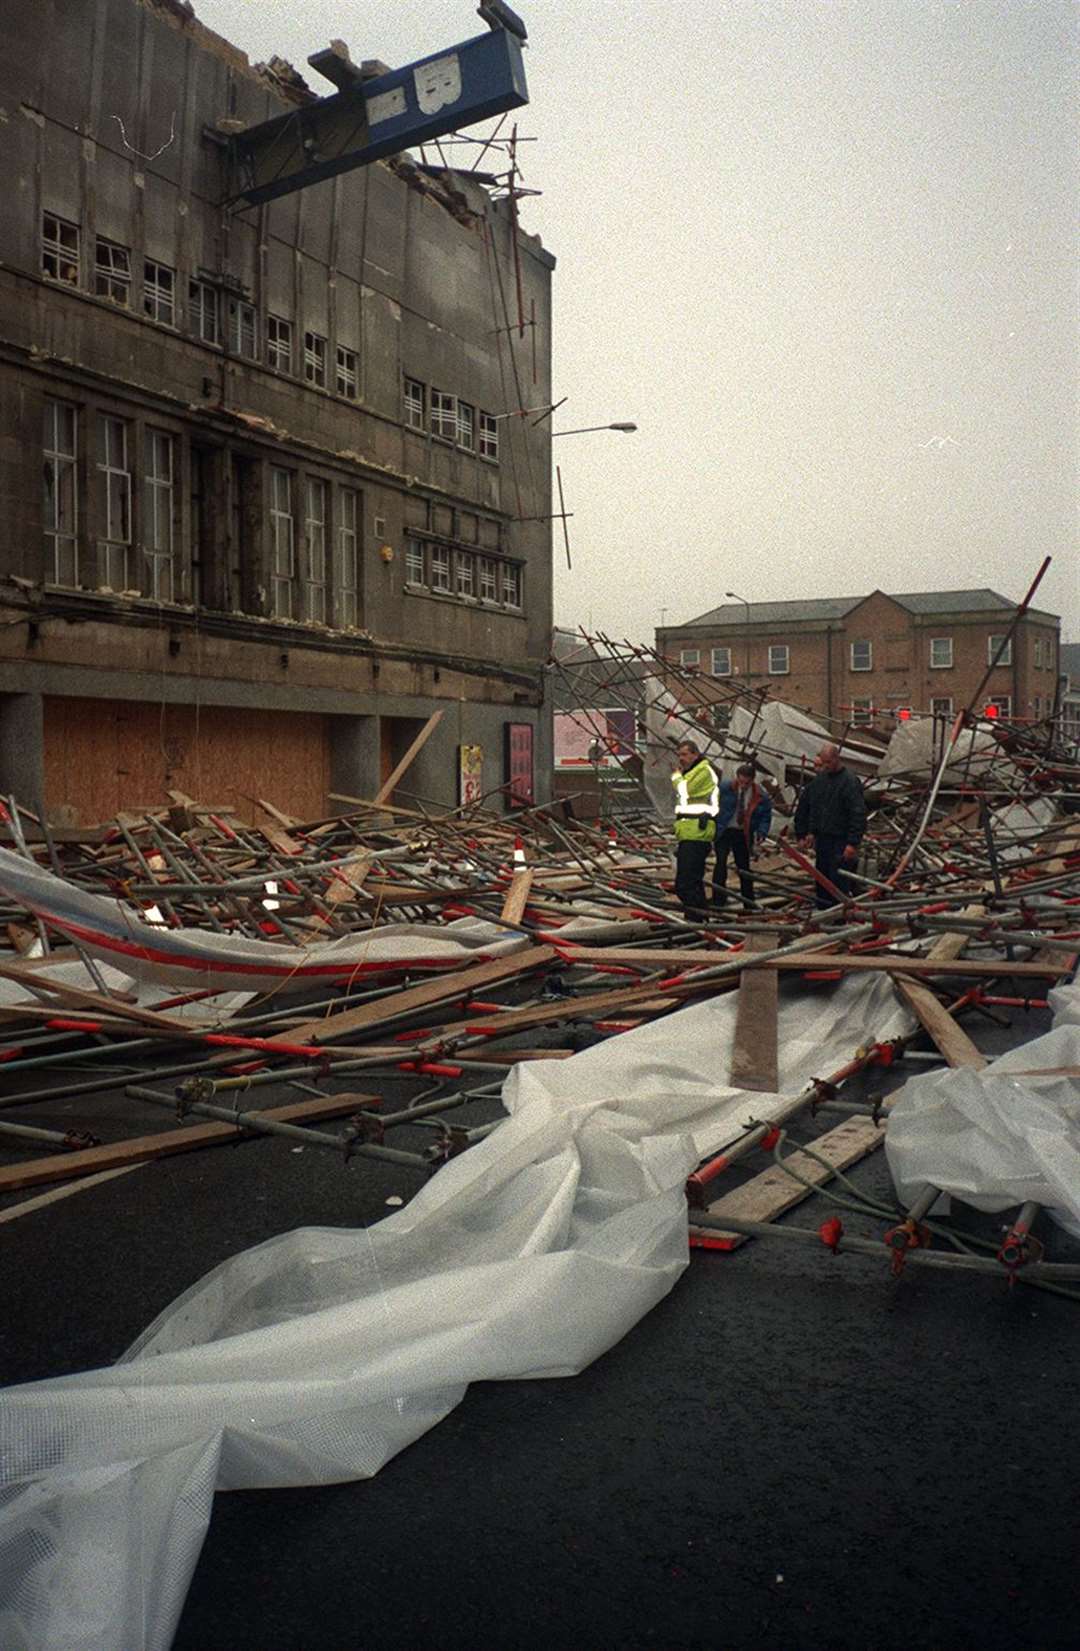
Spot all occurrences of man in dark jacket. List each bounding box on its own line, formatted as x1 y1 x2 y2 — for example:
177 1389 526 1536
794 743 866 908
713 763 772 909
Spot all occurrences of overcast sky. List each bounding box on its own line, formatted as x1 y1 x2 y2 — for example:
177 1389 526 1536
193 0 1078 643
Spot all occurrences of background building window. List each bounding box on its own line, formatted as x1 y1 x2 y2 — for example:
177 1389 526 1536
337 488 359 627
679 648 700 667
457 400 475 451
850 697 873 726
478 411 499 461
931 696 953 717
478 556 498 601
270 468 295 618
189 280 220 345
431 390 457 441
42 213 79 284
711 646 731 676
768 644 790 674
267 315 292 372
850 640 872 671
304 478 328 623
404 378 425 429
405 537 426 585
987 634 1012 666
455 550 475 598
95 238 130 305
144 431 174 601
228 298 258 360
930 637 953 668
97 416 132 590
144 260 175 325
336 346 358 400
430 544 452 592
987 695 1011 717
303 331 327 388
44 400 78 585
502 562 522 608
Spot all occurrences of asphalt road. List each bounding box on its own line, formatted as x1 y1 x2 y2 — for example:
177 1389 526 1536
2 1005 1078 1651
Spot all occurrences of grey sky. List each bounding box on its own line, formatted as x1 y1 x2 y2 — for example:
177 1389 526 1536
192 0 1078 642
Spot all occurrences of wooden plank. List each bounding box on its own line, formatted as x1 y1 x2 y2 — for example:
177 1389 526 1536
557 947 1070 979
373 710 444 806
0 960 204 1031
0 1164 143 1226
891 976 988 1069
278 943 557 1046
690 1111 893 1247
500 869 534 926
730 933 778 1092
0 1092 379 1195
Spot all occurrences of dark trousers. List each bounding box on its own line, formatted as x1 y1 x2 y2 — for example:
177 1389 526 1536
675 838 711 917
713 827 754 907
814 833 854 908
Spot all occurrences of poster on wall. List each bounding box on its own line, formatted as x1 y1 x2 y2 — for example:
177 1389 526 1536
504 722 534 807
554 708 637 770
458 743 483 806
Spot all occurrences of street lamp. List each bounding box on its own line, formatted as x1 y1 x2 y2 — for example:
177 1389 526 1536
551 422 638 437
726 590 750 679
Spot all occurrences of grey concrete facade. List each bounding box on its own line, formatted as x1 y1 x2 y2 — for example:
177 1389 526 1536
0 0 554 821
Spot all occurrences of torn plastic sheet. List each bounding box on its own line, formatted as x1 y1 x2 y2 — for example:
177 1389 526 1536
876 716 1017 783
886 981 1080 1238
0 846 526 994
0 973 910 1650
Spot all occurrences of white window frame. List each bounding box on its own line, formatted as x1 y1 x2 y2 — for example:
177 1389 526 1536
768 644 790 675
987 634 1012 667
303 331 327 389
404 378 425 430
986 695 1011 718
335 345 358 400
337 488 359 627
931 696 953 718
143 259 175 325
44 399 79 586
144 430 175 601
227 297 258 360
930 637 953 669
850 640 872 671
457 400 476 451
405 537 426 586
267 315 292 373
502 562 522 609
270 467 295 618
189 279 220 346
430 544 452 592
850 698 874 727
711 646 732 677
43 212 80 285
95 237 131 306
679 648 700 668
97 416 132 590
455 550 475 599
304 478 328 624
431 389 457 442
478 411 499 462
477 556 498 602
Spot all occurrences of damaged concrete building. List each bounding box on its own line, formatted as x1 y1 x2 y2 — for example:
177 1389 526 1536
0 0 554 823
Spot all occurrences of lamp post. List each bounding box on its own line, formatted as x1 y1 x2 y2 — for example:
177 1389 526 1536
726 590 750 680
551 422 637 437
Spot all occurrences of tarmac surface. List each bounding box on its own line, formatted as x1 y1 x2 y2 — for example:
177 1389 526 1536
2 998 1079 1651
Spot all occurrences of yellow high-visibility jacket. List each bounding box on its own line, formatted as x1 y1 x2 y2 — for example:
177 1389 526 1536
671 758 719 842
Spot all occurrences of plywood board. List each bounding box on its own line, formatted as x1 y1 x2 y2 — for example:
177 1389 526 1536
730 933 778 1092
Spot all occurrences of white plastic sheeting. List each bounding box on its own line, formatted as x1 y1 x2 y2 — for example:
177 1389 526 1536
0 972 911 1650
886 978 1080 1238
876 716 1014 782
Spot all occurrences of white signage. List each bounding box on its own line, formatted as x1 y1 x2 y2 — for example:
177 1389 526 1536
414 53 462 115
366 86 407 127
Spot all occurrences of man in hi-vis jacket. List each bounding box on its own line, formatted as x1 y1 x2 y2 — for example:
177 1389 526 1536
671 740 720 919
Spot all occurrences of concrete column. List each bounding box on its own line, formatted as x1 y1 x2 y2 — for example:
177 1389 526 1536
328 713 379 809
0 692 45 814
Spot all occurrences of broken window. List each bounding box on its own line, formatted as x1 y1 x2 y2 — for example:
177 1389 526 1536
44 399 79 585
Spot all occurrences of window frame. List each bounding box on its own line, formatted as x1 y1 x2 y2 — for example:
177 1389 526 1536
929 636 953 670
337 487 359 627
227 297 258 360
404 536 427 586
930 696 953 718
431 389 457 443
189 279 221 346
42 212 80 285
456 400 476 452
269 467 296 619
501 561 522 609
679 648 700 668
94 237 131 306
44 398 79 586
850 697 874 727
96 415 133 590
404 377 426 430
478 411 499 462
335 345 358 401
143 259 176 326
711 646 732 677
430 543 452 593
303 330 327 389
267 314 293 373
477 555 498 603
987 634 1012 667
304 477 328 624
768 644 790 676
986 695 1011 718
850 640 872 672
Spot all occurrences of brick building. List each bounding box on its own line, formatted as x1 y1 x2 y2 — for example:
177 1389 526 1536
658 588 1061 732
0 0 554 825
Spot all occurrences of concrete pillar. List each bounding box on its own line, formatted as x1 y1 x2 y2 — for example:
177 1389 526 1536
328 712 379 809
0 692 45 814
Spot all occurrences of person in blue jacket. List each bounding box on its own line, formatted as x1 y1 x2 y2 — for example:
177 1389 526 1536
712 762 772 909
